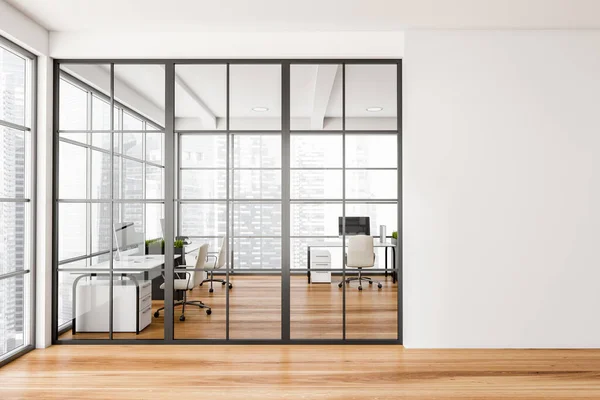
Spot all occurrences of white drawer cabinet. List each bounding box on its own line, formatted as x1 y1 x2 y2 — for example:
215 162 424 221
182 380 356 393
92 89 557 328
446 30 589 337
75 280 153 333
310 249 332 283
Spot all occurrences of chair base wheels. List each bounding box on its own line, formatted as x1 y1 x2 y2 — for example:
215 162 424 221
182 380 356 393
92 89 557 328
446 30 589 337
154 311 160 318
358 286 363 291
378 283 383 289
338 282 343 288
206 309 212 315
179 315 185 322
209 288 214 293
228 283 233 289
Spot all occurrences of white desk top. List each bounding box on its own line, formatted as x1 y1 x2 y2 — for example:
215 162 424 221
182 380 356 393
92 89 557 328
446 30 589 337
58 254 180 273
308 241 397 248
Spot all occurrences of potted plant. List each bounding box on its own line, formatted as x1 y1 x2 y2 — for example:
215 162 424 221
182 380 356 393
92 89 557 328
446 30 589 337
391 231 398 245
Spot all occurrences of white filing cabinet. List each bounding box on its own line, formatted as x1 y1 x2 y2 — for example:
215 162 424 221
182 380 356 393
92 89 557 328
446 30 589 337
310 249 331 283
75 279 152 333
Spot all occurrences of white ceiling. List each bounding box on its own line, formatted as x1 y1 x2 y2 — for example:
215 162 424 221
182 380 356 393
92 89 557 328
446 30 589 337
8 0 600 31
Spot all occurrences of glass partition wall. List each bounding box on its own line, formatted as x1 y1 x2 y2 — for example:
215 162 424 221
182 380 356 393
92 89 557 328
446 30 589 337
53 60 401 344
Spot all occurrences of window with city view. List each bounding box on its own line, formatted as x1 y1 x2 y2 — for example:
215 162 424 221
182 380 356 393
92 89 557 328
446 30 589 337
0 40 34 361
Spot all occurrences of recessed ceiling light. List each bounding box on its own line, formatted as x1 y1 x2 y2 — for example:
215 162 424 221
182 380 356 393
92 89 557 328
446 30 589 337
252 107 269 112
366 107 383 112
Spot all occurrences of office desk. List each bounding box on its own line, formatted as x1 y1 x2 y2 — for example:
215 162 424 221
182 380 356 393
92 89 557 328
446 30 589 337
59 255 179 335
307 242 397 284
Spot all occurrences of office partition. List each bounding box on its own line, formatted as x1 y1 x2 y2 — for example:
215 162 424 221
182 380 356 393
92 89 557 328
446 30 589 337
53 59 401 344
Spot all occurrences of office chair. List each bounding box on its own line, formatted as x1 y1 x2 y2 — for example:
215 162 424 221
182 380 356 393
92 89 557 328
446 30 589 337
338 235 383 291
200 237 232 293
154 243 212 321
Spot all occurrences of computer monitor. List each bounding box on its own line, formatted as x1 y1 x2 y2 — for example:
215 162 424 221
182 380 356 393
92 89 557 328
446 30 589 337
338 217 370 236
113 222 144 259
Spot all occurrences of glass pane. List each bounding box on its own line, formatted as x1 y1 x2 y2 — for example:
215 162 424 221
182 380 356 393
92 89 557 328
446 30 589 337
345 134 397 168
57 268 109 340
291 203 342 237
173 242 225 340
119 157 143 200
290 170 342 199
0 127 27 199
233 203 281 236
346 170 398 199
0 46 26 127
175 65 226 131
58 141 87 199
59 79 87 131
230 65 281 130
233 170 281 199
0 202 29 275
345 203 398 260
145 204 164 241
233 238 281 270
0 274 28 356
290 134 342 168
290 238 344 271
90 203 111 254
122 112 143 131
90 150 111 199
345 64 397 130
291 64 342 130
122 131 143 159
146 166 163 200
180 135 227 168
91 95 111 131
58 203 87 262
291 272 342 340
180 203 226 237
114 64 165 130
233 135 281 168
113 202 164 341
60 64 110 131
146 131 163 164
180 170 226 200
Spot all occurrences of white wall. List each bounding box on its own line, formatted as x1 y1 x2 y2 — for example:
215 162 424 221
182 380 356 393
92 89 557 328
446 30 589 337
49 31 403 59
0 0 47 55
404 30 600 348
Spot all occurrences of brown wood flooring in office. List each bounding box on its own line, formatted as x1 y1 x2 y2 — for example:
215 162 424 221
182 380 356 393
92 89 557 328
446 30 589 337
4 346 600 399
59 274 398 341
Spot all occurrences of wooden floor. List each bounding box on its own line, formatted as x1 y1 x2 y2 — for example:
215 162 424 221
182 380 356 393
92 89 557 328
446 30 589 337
60 274 398 341
3 346 600 399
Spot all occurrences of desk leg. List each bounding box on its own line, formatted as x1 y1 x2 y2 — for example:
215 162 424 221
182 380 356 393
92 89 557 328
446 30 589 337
385 247 388 277
71 273 93 335
392 247 396 283
307 247 311 284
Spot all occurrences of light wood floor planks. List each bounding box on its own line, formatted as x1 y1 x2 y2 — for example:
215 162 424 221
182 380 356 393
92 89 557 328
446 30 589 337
60 274 398 341
3 345 600 399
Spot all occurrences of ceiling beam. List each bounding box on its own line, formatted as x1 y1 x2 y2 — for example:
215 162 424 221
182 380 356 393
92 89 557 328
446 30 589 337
159 65 217 129
310 65 338 130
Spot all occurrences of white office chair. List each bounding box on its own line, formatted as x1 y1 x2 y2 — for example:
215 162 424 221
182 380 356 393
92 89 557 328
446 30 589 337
154 243 212 321
200 237 233 293
338 235 383 291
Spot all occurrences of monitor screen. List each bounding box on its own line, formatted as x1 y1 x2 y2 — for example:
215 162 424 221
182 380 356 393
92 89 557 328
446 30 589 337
338 217 370 236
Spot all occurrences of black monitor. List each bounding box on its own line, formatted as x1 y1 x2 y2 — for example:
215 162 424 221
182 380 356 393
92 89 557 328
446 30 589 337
339 217 370 236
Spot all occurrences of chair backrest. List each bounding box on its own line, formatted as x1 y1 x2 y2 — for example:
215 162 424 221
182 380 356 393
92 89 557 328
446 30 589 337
347 235 375 268
216 237 227 269
192 243 210 286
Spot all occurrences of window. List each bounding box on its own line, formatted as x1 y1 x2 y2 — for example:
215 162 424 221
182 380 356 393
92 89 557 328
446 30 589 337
0 38 35 364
